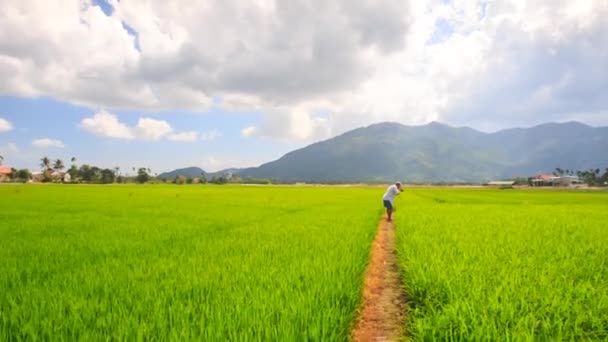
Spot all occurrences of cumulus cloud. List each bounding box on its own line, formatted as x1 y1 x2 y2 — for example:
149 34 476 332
0 0 407 110
133 118 173 141
242 107 331 141
81 110 211 142
32 138 65 148
432 0 608 130
1 0 607 141
81 111 174 141
0 117 13 132
81 110 135 139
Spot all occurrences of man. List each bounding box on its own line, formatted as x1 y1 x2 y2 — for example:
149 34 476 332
383 181 403 222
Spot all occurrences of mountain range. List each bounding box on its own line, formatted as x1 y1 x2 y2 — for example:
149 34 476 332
158 167 240 180
159 121 608 183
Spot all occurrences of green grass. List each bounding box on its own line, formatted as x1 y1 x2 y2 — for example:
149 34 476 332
0 184 381 340
395 188 608 340
3 185 607 340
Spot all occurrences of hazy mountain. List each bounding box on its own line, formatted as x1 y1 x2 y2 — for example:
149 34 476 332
157 167 243 179
235 121 608 183
157 167 205 179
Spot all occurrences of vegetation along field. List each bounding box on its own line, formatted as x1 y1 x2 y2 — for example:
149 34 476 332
396 189 608 340
1 185 607 340
0 185 380 340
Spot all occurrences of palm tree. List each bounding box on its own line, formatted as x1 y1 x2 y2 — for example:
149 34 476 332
70 157 76 166
0 154 3 166
114 166 120 176
40 157 51 171
53 159 65 172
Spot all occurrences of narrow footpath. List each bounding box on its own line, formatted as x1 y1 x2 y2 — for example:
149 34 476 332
351 217 407 341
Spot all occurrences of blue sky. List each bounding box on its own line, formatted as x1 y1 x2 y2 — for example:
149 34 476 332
0 96 297 174
0 0 606 173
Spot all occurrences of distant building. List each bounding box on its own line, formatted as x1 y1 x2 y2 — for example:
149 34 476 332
531 174 582 187
0 166 12 181
554 175 583 186
31 170 67 182
531 174 557 186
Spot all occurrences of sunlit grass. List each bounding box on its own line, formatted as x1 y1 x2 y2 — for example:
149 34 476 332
0 184 380 340
396 188 608 340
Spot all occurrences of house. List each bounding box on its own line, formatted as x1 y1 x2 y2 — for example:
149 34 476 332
31 170 68 182
531 174 582 187
531 174 558 186
554 175 583 186
30 171 44 182
0 166 12 181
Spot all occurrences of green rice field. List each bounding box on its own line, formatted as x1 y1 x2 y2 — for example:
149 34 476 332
396 189 608 340
0 185 380 340
1 184 607 340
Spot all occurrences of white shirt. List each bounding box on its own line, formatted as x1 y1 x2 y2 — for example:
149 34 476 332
383 184 401 204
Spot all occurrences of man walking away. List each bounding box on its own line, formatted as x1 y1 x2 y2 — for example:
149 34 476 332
383 181 403 222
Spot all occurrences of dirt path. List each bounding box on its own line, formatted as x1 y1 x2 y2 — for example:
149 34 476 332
351 217 406 341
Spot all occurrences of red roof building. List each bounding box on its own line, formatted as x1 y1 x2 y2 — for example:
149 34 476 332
535 174 556 181
531 173 582 187
0 166 12 175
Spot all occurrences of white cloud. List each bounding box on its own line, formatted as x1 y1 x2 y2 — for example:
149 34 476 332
32 138 65 148
242 107 332 142
0 117 13 132
1 0 607 140
81 110 135 139
81 110 213 142
81 110 172 141
133 117 173 140
168 131 198 142
241 126 257 137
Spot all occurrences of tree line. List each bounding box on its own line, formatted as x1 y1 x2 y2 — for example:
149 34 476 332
1 156 154 184
553 167 608 186
0 155 252 185
2 153 606 186
167 174 271 185
1 154 277 185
